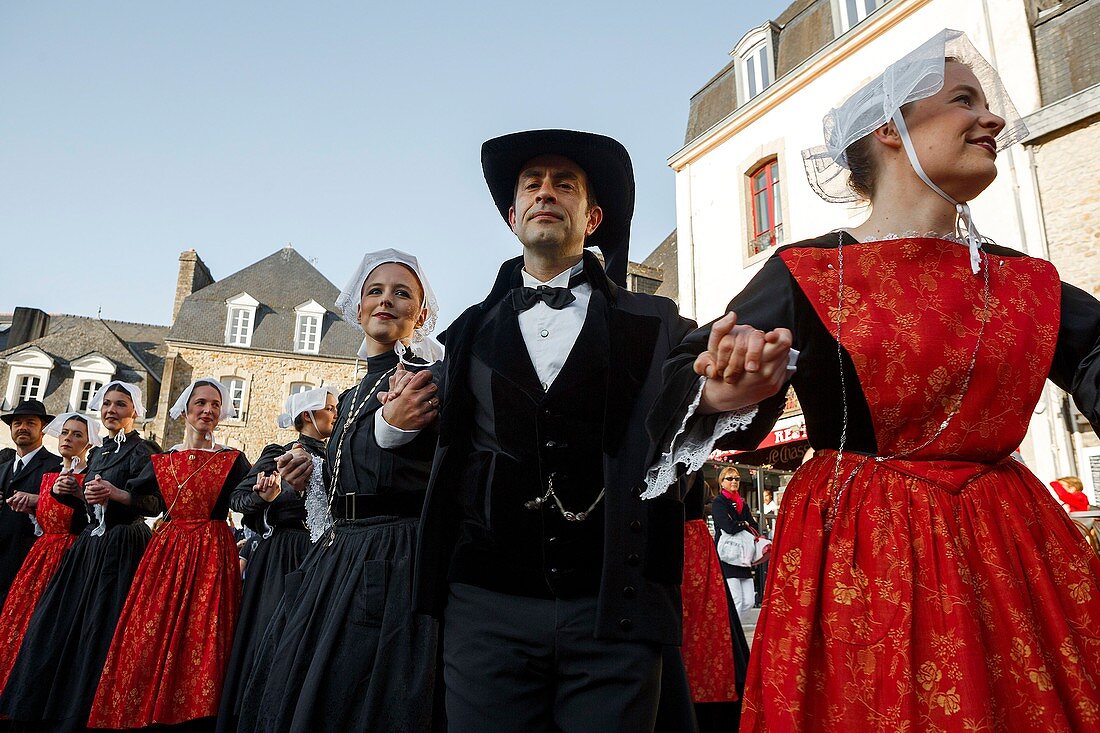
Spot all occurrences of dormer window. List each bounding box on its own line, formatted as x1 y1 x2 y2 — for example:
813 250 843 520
733 22 778 106
835 0 887 34
225 293 259 348
4 347 54 410
294 300 326 355
67 353 116 413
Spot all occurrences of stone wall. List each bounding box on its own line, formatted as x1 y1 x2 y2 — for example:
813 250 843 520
151 344 359 459
1032 115 1100 453
1033 0 1100 105
1032 117 1100 299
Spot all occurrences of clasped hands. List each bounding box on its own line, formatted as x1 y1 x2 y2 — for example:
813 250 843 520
377 364 439 431
269 365 438 494
695 312 794 414
84 474 125 506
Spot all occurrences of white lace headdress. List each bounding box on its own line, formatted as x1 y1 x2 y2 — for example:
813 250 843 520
334 248 444 363
277 386 340 429
88 381 146 419
802 29 1028 273
169 377 237 421
44 412 104 448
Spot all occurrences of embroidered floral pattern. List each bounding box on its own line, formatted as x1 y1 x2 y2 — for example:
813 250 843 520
89 450 242 728
0 473 83 691
739 240 1100 732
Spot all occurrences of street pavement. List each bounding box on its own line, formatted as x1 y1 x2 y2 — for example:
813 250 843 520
740 607 761 646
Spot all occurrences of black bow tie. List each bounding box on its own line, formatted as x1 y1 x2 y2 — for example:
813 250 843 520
509 270 587 313
510 285 575 312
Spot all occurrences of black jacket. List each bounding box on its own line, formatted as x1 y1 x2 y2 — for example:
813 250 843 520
0 446 62 606
711 492 759 580
414 251 696 644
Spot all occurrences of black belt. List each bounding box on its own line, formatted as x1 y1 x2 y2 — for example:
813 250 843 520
332 491 425 521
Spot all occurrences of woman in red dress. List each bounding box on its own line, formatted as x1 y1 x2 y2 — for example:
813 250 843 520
646 30 1100 731
89 378 250 731
0 412 96 693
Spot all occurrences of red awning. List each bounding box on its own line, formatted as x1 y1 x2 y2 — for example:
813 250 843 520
709 419 807 461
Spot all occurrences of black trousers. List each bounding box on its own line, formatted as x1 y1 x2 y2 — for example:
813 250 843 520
443 583 662 733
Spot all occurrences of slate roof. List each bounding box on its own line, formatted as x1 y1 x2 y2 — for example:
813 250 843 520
168 247 361 358
0 314 168 415
684 0 836 146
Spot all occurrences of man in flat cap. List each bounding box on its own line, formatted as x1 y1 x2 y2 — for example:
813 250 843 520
411 130 696 732
0 399 61 607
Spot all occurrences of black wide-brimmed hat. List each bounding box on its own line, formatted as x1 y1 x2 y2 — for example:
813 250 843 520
1 399 54 426
481 129 635 286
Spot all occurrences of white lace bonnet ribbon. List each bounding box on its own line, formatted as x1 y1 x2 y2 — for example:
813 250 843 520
800 28 1029 272
277 386 341 429
44 411 104 449
334 248 444 364
169 377 237 421
88 380 145 445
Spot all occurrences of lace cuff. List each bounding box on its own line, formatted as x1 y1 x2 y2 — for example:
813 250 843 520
641 376 759 500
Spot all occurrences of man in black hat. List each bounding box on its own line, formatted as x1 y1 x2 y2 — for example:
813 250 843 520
0 399 61 607
410 130 695 732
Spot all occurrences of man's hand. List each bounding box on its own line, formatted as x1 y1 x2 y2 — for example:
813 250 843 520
6 491 37 513
380 365 438 431
275 446 312 492
695 312 793 414
253 471 282 502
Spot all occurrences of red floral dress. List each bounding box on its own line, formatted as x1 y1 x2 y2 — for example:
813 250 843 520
0 472 85 693
649 234 1100 732
682 518 739 703
89 449 248 728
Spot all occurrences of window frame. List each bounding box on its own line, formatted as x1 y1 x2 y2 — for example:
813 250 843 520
732 22 777 107
67 353 117 413
748 157 784 257
293 300 326 355
3 347 55 410
224 293 259 348
222 376 247 422
76 379 103 412
835 0 886 34
18 374 43 403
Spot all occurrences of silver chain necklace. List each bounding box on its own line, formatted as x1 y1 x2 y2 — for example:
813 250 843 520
824 232 991 532
323 365 396 545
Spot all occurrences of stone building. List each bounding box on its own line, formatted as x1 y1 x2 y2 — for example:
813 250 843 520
669 0 1099 491
1019 0 1100 491
150 246 362 456
0 309 168 450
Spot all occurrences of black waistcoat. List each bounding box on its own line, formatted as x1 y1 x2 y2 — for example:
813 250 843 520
449 288 610 599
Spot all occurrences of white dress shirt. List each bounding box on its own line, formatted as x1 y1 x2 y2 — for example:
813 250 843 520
11 445 44 475
376 260 591 449
516 261 591 392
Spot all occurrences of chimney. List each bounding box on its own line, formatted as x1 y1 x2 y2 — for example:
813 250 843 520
172 249 215 324
8 307 50 349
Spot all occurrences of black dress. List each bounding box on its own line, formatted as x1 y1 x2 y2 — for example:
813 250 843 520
0 432 162 731
217 435 326 732
236 349 441 733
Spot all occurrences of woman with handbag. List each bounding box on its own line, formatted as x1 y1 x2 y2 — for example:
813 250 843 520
711 466 759 614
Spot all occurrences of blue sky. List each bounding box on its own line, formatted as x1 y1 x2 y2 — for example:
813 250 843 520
1 1 789 327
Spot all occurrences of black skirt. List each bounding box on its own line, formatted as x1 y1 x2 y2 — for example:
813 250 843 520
217 526 311 731
0 520 151 726
236 517 439 733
